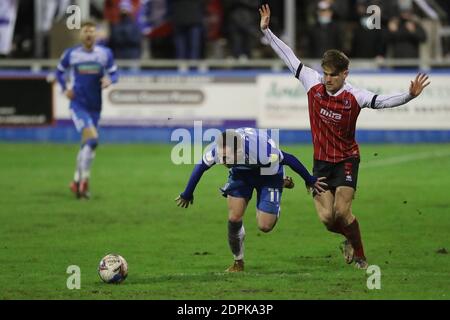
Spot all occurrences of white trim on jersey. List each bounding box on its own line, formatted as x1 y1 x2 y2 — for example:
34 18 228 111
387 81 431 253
202 146 216 167
107 65 118 73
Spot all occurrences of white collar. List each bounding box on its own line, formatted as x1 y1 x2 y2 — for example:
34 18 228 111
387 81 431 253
326 84 346 97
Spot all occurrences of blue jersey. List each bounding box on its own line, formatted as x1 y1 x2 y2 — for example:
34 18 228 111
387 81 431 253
180 128 316 201
56 45 118 111
202 128 284 175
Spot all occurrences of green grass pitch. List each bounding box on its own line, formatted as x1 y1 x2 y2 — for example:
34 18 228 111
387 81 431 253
0 143 449 299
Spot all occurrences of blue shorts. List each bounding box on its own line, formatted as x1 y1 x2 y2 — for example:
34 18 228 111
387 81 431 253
221 168 284 216
70 101 100 132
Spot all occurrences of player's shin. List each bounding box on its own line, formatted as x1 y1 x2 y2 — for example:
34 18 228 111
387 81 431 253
325 219 345 234
74 148 82 183
80 139 98 181
70 148 83 197
341 218 366 259
228 220 245 261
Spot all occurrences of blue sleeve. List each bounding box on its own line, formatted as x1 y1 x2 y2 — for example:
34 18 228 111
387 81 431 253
106 48 119 84
56 49 70 91
280 151 317 186
180 161 212 201
109 70 119 84
56 69 67 92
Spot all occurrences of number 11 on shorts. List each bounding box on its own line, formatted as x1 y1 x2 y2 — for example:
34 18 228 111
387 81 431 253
268 188 279 203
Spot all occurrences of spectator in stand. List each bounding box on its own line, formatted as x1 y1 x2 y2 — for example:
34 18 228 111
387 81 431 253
206 0 223 42
350 2 386 58
205 0 225 58
324 0 351 22
138 0 174 59
386 8 427 59
307 1 344 58
170 0 205 60
10 0 32 58
109 1 142 59
223 0 260 59
104 0 141 24
353 0 399 25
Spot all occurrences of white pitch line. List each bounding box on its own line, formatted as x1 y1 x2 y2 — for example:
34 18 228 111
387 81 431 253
361 150 450 168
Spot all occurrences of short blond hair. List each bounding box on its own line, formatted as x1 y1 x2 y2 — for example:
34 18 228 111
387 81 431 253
81 21 96 29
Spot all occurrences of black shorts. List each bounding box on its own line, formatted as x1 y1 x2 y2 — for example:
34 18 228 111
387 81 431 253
313 157 360 194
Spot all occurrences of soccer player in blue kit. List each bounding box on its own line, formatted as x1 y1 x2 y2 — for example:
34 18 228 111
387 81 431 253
176 128 327 272
56 22 118 199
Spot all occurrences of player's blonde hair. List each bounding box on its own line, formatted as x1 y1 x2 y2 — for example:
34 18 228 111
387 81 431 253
81 21 97 29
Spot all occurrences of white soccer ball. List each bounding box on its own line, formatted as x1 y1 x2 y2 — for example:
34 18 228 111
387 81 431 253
98 254 128 284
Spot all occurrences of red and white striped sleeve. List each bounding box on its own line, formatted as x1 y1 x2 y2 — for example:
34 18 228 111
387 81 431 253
262 28 321 92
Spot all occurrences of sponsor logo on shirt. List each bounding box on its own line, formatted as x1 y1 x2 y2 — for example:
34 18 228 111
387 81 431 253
320 108 342 121
77 64 101 75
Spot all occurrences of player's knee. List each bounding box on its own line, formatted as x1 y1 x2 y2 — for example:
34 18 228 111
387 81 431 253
228 214 242 223
318 210 334 227
256 209 277 233
333 201 349 216
257 223 274 233
323 219 336 231
84 138 99 150
82 126 98 137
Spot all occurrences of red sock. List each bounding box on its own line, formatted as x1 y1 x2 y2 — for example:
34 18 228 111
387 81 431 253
341 218 365 259
326 219 345 235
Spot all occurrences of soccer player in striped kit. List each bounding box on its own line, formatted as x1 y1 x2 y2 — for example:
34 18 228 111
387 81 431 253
56 21 118 199
259 4 430 269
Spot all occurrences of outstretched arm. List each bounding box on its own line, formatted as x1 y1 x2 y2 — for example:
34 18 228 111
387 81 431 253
259 4 321 91
259 4 300 75
369 73 430 109
175 161 212 208
280 151 327 194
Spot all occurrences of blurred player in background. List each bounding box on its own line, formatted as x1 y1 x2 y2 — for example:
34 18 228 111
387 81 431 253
56 21 118 199
259 4 430 269
176 128 327 272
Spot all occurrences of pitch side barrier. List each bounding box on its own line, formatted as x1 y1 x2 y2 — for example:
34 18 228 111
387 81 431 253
0 69 449 143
